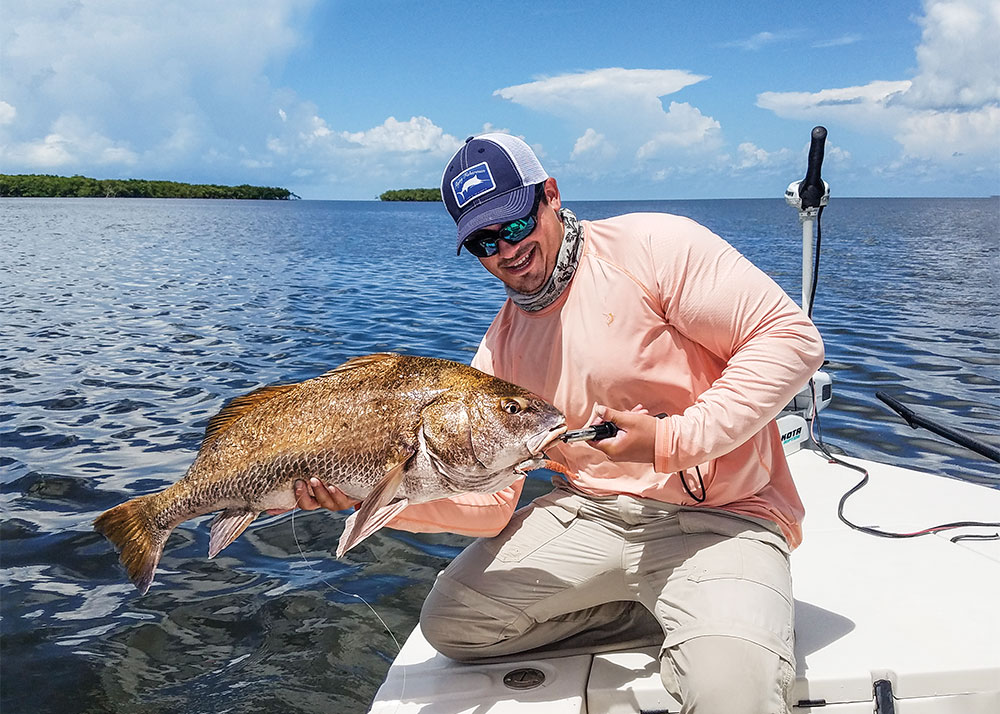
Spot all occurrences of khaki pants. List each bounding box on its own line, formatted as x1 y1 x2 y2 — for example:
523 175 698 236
420 484 796 714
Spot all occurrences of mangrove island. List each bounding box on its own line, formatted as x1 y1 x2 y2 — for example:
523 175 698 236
378 188 441 201
0 174 299 200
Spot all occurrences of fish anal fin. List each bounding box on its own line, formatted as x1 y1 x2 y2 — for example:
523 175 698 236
336 448 413 557
208 509 258 558
337 499 410 557
203 384 298 448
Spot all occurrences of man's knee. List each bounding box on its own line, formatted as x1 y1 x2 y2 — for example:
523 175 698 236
660 635 794 714
419 580 507 661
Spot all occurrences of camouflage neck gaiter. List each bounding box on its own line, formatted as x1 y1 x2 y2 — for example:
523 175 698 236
507 208 584 312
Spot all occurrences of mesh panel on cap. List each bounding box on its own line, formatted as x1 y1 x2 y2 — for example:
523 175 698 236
479 133 548 186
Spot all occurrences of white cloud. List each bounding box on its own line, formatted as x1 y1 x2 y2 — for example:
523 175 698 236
495 68 720 167
496 68 708 118
0 101 15 125
4 114 138 168
896 104 1000 160
757 80 913 122
723 30 802 51
904 0 1000 109
733 142 794 170
249 107 461 194
0 1 466 195
635 102 722 159
340 116 460 153
571 128 616 161
755 0 999 168
1 0 316 176
812 34 863 48
14 133 73 168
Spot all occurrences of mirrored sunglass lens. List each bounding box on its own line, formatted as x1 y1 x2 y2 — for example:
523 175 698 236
463 211 536 257
500 217 534 242
465 235 498 257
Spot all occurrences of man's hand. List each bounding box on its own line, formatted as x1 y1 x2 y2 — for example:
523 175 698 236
584 403 658 465
265 478 361 515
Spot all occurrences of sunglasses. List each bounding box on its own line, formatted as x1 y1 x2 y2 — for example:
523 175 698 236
462 185 545 258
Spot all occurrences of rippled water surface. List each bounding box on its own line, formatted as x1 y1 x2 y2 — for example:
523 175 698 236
2 197 998 713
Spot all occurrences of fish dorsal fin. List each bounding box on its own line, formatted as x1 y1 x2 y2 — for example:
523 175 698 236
202 384 298 448
321 352 399 377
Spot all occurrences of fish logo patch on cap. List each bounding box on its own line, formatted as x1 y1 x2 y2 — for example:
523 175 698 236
452 162 496 208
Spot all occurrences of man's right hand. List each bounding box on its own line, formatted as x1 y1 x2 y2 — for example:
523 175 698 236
585 403 658 465
266 478 361 515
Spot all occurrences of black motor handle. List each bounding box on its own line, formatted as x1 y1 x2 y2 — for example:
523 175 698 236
799 126 827 209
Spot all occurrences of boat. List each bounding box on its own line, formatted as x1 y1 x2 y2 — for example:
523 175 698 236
368 129 1000 713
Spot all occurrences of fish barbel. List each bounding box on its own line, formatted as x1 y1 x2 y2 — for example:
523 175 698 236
94 353 567 594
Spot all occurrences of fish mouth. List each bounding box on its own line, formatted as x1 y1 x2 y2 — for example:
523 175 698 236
525 422 567 457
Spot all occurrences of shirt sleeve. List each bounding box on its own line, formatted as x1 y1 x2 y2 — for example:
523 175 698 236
649 217 825 473
384 335 520 537
471 338 494 374
384 480 524 537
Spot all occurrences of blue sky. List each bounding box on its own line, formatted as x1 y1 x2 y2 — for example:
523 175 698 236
2 0 998 199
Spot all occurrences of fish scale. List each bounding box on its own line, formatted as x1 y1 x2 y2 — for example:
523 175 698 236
94 353 566 594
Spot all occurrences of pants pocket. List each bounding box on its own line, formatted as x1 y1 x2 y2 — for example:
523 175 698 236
666 509 796 663
677 507 791 554
481 498 579 564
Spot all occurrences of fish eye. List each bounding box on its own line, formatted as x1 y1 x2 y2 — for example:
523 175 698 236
501 397 527 414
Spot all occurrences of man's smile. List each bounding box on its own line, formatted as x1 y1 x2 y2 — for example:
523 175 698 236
501 245 535 274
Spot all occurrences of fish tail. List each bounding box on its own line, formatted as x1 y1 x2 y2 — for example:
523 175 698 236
94 494 170 595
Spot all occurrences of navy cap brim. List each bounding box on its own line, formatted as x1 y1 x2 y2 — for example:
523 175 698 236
454 184 536 255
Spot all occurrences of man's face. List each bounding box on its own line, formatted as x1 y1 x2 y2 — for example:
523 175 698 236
477 178 563 295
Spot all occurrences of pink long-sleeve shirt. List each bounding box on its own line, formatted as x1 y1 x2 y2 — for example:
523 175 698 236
391 212 825 548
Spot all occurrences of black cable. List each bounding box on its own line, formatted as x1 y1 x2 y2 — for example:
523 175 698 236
807 205 824 320
951 533 1000 543
809 383 1000 540
679 465 706 503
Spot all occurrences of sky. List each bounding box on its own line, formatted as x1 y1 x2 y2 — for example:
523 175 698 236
2 0 998 200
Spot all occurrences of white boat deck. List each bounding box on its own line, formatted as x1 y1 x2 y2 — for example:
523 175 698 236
370 448 1000 713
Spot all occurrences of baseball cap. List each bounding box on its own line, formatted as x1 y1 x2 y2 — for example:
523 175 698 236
441 133 549 254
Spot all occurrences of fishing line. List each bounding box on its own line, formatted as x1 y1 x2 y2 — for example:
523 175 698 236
288 499 406 709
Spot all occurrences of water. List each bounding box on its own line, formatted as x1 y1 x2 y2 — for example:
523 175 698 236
2 196 998 713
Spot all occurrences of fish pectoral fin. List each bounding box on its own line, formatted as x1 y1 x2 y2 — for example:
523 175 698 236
335 450 412 557
336 498 410 558
208 509 259 558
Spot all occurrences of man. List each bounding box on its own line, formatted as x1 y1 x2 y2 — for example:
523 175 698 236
298 133 824 713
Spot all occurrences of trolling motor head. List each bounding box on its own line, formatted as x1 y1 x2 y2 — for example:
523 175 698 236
785 126 830 217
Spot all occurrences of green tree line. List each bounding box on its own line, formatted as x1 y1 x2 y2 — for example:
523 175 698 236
378 188 441 201
0 174 299 200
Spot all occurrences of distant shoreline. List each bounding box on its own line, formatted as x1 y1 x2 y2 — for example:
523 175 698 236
379 188 440 202
0 174 299 200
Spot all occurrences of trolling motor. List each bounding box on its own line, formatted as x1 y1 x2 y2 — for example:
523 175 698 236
785 126 830 318
777 126 833 454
